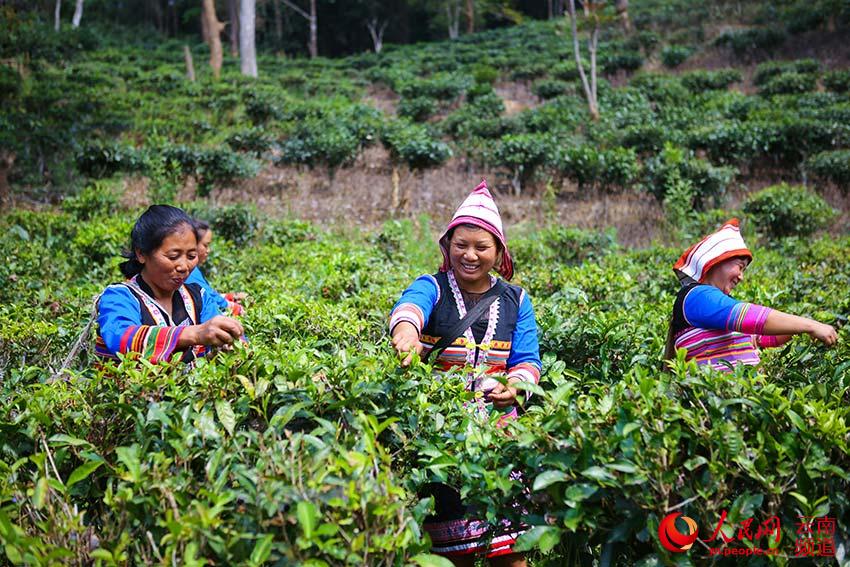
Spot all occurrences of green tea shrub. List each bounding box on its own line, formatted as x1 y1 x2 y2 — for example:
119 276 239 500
532 78 572 100
0 65 21 103
552 145 641 190
823 70 850 93
61 179 121 221
743 183 836 237
278 126 361 169
628 30 661 54
206 204 259 245
714 27 787 57
753 59 820 86
520 95 585 134
511 226 617 267
509 61 548 81
71 215 130 267
764 118 848 166
685 120 766 165
397 73 469 101
660 45 693 68
600 51 644 73
397 96 438 122
160 144 261 196
630 73 689 105
471 63 499 85
804 149 850 190
759 72 818 95
620 124 669 154
643 144 736 207
76 142 148 179
381 121 452 169
225 127 275 156
260 219 316 246
550 61 582 81
680 69 742 92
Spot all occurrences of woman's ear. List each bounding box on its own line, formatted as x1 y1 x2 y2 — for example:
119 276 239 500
135 249 146 265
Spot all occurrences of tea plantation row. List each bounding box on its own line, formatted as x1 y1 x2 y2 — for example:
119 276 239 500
1 208 848 565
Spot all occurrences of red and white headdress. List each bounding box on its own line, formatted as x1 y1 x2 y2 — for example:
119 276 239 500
673 218 752 284
439 179 514 280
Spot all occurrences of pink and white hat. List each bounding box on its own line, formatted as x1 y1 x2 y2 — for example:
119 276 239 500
673 218 752 284
439 179 514 280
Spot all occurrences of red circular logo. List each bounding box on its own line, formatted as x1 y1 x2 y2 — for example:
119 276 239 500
658 512 699 553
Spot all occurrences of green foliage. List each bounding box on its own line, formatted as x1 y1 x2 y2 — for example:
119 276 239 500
61 179 121 221
205 204 260 246
532 78 572 100
553 145 641 190
643 143 735 208
2 207 850 565
805 150 850 191
714 27 787 57
381 121 452 169
680 69 742 92
759 72 818 96
226 128 275 156
397 97 439 122
743 183 836 238
823 70 850 93
76 142 149 179
753 59 820 86
660 44 693 68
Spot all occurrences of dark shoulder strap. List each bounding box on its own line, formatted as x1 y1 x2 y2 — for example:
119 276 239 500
423 280 507 364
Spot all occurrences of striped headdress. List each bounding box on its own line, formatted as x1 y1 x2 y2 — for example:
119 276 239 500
439 179 514 280
673 218 752 284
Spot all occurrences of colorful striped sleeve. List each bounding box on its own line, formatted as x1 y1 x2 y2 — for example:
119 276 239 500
683 285 773 334
389 275 440 334
506 290 542 384
96 285 186 364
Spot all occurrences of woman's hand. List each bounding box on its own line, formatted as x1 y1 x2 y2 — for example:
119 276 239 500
189 316 244 347
488 377 522 408
809 321 838 346
232 292 248 302
391 322 422 367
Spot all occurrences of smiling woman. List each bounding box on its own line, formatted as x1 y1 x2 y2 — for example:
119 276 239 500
388 181 540 566
94 205 244 365
664 218 837 371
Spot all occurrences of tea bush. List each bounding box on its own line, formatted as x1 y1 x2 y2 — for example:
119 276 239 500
680 69 742 92
2 209 848 565
743 183 837 238
823 70 850 93
804 149 850 191
660 44 692 68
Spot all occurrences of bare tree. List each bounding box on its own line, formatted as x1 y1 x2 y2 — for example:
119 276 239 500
567 0 600 120
465 0 474 33
202 0 225 79
616 0 631 33
366 17 387 53
183 45 196 81
0 151 14 212
446 0 461 39
282 0 318 58
54 0 61 31
240 0 258 77
228 0 240 57
71 0 84 27
272 0 283 46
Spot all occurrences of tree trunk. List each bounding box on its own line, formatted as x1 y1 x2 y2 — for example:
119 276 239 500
465 0 474 33
229 0 240 57
71 0 83 27
272 0 283 45
54 0 61 31
202 0 225 79
446 0 460 40
547 0 553 19
201 1 210 43
615 0 631 33
240 0 257 77
567 0 599 120
367 18 387 54
0 151 14 212
184 45 196 81
309 0 317 58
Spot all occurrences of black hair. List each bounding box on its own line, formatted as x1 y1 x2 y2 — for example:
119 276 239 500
119 205 198 278
193 218 210 234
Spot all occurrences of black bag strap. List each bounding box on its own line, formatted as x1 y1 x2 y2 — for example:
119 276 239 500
422 280 507 364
